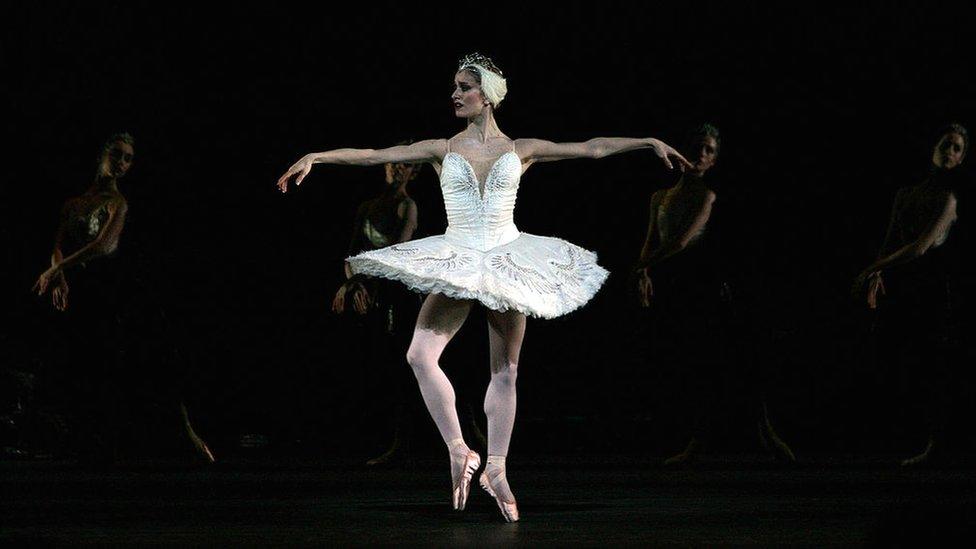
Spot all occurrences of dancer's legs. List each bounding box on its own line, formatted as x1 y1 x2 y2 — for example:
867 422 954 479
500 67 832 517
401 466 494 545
483 308 525 503
406 293 478 508
405 293 472 448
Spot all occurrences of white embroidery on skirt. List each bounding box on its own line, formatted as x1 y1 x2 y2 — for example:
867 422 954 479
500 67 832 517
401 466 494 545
489 252 561 294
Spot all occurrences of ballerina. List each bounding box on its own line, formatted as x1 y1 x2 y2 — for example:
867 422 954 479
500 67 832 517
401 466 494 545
635 124 795 465
33 133 215 463
854 123 967 466
277 53 690 522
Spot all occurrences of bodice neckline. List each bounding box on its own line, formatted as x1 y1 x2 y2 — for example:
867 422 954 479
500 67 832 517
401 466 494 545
444 151 521 201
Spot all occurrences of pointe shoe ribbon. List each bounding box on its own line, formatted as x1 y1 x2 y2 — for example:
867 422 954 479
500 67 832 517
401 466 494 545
452 450 481 511
480 468 519 522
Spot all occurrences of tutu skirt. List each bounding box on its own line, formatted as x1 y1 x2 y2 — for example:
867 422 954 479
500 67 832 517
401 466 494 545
348 232 608 319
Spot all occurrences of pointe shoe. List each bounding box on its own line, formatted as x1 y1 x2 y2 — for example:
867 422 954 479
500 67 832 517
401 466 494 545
193 437 216 464
900 436 935 467
451 449 481 511
366 440 402 466
663 438 700 466
181 403 216 464
186 424 216 463
480 468 519 523
758 421 796 463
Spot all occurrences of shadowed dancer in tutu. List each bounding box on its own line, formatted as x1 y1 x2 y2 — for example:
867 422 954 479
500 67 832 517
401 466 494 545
33 132 214 463
635 124 795 465
277 53 691 521
854 123 967 466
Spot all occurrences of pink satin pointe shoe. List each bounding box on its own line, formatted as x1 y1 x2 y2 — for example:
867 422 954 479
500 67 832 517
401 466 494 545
451 448 481 511
480 465 519 523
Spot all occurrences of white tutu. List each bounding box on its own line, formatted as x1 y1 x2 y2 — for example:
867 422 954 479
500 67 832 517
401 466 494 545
349 232 608 319
347 146 609 319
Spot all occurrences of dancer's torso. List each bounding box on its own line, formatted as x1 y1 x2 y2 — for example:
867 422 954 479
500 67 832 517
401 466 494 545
439 144 523 252
354 193 413 252
62 192 126 261
890 182 957 252
883 182 958 318
655 184 710 249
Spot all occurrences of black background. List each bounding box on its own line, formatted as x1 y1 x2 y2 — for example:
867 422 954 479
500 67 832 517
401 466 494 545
4 3 976 458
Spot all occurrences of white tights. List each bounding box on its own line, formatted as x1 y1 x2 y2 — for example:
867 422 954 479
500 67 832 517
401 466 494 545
405 294 524 498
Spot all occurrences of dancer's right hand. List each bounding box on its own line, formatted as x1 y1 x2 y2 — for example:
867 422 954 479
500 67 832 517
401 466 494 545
332 282 372 315
276 154 314 193
331 285 348 314
636 268 654 307
851 269 875 303
866 272 885 309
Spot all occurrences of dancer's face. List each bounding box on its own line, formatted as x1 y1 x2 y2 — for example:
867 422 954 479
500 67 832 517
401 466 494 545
687 136 719 176
99 141 134 178
385 162 420 185
932 132 966 170
452 70 488 119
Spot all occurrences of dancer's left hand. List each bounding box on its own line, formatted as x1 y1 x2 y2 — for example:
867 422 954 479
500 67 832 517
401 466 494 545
351 285 372 315
649 139 693 171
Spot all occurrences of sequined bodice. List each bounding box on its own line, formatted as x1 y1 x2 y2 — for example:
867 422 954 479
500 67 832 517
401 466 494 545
440 151 522 251
68 202 110 245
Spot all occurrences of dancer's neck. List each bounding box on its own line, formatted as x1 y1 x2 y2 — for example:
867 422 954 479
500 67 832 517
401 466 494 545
385 180 410 198
89 174 120 194
465 108 504 143
676 173 707 191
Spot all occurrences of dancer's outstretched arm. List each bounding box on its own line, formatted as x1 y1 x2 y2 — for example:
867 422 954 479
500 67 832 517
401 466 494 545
277 139 446 192
516 137 692 171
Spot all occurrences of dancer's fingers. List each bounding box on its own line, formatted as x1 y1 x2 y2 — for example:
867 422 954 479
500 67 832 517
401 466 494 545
672 149 693 170
354 292 368 315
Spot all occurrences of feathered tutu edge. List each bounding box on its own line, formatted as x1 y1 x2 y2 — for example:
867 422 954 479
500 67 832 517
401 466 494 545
347 249 609 320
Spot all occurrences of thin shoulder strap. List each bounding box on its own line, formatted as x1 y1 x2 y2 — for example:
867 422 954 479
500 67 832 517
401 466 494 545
511 139 516 153
446 138 452 154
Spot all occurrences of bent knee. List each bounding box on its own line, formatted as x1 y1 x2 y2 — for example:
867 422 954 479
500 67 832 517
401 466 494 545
491 360 519 381
406 347 434 371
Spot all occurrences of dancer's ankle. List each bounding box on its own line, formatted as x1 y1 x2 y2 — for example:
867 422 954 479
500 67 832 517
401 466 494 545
486 455 506 471
447 437 468 456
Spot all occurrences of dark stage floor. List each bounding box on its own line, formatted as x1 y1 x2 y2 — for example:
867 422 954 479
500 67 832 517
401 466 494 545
3 455 975 546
